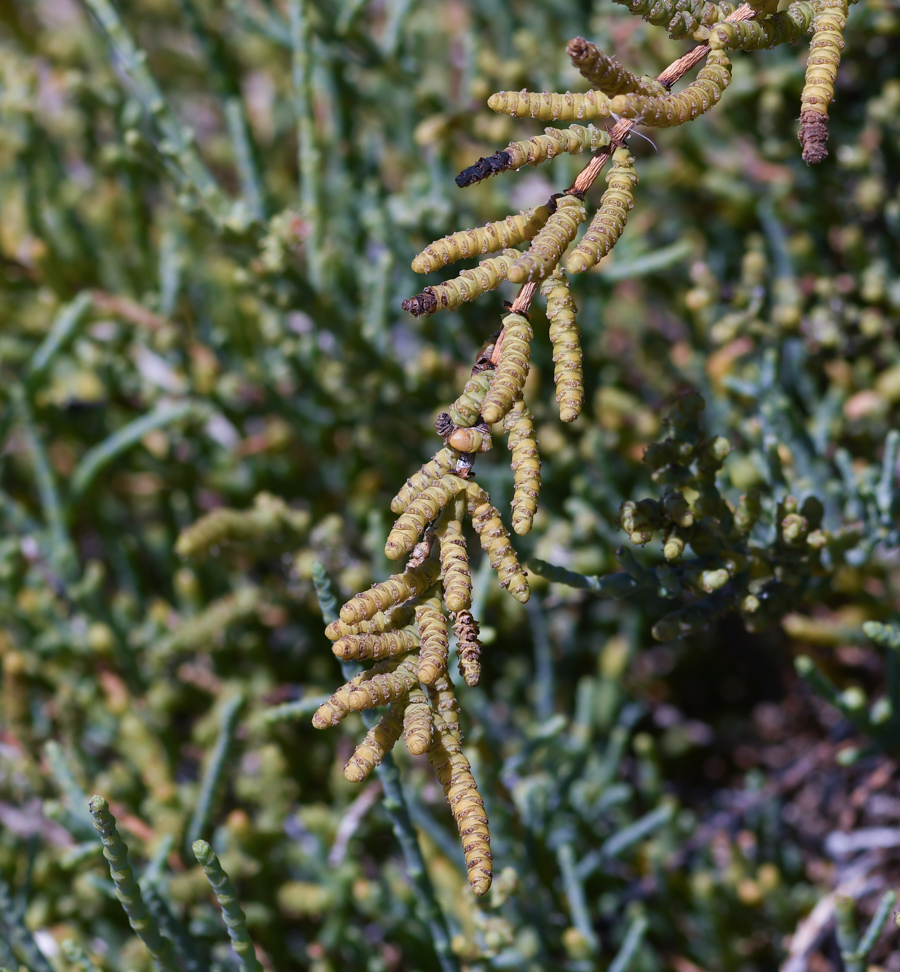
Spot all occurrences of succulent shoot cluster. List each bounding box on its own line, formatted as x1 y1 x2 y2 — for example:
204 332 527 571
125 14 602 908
316 0 858 896
611 0 852 162
618 393 842 640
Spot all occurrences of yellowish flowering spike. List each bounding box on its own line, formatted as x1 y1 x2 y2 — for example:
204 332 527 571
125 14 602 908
175 492 311 558
449 371 494 428
466 483 530 602
487 89 611 122
339 560 441 624
427 711 493 896
312 658 400 728
331 626 420 661
608 50 732 127
324 604 416 641
540 270 584 422
439 519 472 612
481 313 534 426
343 705 405 783
454 610 482 687
411 207 550 274
505 401 541 536
313 674 365 728
403 251 520 318
566 147 638 275
391 448 459 514
708 2 814 50
798 0 849 164
385 475 468 561
504 124 610 169
415 596 450 685
425 672 462 741
346 658 419 713
507 195 588 284
403 688 435 756
567 37 666 97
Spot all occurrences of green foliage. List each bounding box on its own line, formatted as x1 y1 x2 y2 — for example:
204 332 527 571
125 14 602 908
1 0 899 970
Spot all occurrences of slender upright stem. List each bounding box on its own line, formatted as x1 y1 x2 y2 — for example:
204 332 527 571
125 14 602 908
609 913 649 972
81 0 240 230
88 796 180 972
375 757 461 972
835 896 861 972
178 0 267 220
527 598 554 722
193 841 263 972
26 291 93 389
61 939 102 972
557 841 600 956
184 693 244 853
0 876 54 972
69 401 197 504
288 0 325 289
12 385 77 582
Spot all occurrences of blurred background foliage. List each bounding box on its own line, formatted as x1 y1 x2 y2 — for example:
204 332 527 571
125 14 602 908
0 0 899 970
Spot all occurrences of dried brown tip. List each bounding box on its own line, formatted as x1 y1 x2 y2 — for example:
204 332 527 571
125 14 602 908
408 531 437 568
401 290 438 317
473 331 502 374
799 110 830 165
454 610 482 687
567 36 590 60
456 150 513 187
435 412 455 438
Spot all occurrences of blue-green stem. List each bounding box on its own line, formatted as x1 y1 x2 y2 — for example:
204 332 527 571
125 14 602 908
12 384 77 581
26 291 93 388
835 895 861 972
0 928 17 972
598 239 692 281
81 0 241 230
178 0 267 221
192 840 263 972
288 0 325 289
143 883 207 972
526 597 554 722
557 841 600 956
529 557 649 596
609 912 649 972
577 801 676 881
88 796 179 972
600 801 676 861
43 741 96 840
69 400 197 503
0 875 54 972
61 939 102 972
185 693 244 854
840 890 897 971
263 694 330 722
